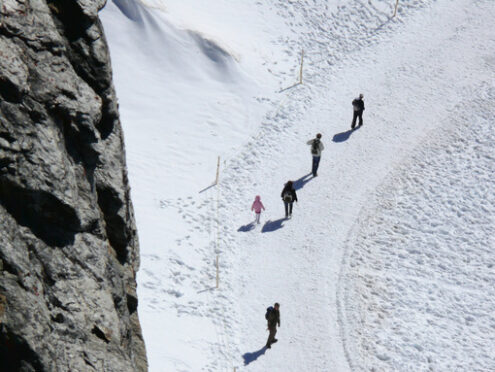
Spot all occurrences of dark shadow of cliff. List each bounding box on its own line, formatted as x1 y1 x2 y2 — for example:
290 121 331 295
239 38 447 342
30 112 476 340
0 325 44 372
0 178 79 247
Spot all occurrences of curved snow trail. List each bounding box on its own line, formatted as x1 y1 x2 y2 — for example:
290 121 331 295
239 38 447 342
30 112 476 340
339 88 495 372
215 0 495 371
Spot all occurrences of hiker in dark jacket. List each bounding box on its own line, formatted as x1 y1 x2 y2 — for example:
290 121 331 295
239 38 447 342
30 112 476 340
351 93 365 129
306 133 324 177
266 303 281 349
281 181 297 218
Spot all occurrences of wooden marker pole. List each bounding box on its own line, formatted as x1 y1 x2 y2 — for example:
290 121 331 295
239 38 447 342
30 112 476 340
215 156 220 185
393 0 399 17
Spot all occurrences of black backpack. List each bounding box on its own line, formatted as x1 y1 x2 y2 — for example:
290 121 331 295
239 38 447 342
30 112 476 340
265 306 273 320
311 139 320 155
282 190 293 203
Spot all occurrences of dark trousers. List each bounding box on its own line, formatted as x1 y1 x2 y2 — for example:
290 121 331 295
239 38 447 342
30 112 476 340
284 202 293 217
351 111 363 128
266 327 277 347
312 156 321 176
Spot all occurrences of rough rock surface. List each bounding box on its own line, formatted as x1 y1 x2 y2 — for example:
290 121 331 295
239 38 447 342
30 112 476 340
0 0 147 371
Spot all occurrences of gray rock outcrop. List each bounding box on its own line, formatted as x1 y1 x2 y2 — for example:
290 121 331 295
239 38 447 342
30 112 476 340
0 0 147 370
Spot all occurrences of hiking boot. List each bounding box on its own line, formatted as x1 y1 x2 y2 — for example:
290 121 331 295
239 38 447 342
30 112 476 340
266 344 271 349
272 339 278 343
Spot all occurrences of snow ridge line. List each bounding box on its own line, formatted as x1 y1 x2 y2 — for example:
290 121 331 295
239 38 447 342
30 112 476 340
337 86 495 371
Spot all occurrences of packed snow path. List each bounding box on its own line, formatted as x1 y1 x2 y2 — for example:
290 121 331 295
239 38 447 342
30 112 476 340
101 0 495 371
340 91 495 372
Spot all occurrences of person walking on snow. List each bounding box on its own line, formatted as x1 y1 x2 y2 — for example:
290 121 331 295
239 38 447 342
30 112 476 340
306 133 324 177
251 195 265 224
281 181 297 218
351 93 365 129
265 302 281 349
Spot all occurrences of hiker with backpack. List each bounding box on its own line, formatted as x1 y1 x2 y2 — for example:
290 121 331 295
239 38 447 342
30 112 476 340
265 303 281 349
251 195 265 224
281 181 297 218
306 133 324 177
351 93 365 129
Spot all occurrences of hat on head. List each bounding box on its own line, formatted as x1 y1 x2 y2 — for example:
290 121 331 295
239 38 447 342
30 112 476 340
316 133 322 139
359 93 364 98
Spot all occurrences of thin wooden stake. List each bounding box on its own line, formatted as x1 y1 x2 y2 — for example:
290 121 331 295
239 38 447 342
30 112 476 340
215 156 220 185
299 49 304 84
393 0 399 17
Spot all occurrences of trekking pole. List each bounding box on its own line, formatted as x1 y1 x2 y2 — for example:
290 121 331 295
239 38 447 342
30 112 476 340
299 49 304 84
215 156 220 185
393 0 399 17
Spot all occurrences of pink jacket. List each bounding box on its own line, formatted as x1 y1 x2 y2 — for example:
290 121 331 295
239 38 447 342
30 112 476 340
251 196 265 214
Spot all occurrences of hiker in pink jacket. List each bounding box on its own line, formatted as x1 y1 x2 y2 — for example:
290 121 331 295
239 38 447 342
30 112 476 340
251 195 265 224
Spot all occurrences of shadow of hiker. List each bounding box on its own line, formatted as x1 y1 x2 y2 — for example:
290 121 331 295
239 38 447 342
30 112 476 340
293 172 313 191
242 347 267 365
262 218 285 233
333 126 360 143
238 222 256 232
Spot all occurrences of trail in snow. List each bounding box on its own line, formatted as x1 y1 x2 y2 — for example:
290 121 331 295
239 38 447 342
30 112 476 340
213 0 495 370
339 88 495 372
101 0 495 370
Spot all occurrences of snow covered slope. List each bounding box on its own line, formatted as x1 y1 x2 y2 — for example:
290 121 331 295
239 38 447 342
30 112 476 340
101 0 495 370
340 88 495 372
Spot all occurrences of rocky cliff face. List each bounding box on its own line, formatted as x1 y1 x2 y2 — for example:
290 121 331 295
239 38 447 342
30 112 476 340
0 0 147 370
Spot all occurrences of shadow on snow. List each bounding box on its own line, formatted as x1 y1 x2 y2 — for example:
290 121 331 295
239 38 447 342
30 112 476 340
293 172 313 191
332 125 360 143
242 347 267 365
261 218 286 233
238 222 256 232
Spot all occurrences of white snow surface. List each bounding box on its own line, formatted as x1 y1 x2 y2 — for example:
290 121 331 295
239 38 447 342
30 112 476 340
100 0 495 371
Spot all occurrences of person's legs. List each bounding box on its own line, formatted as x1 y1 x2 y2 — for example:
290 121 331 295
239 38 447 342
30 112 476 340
351 111 358 129
284 202 289 218
312 156 321 176
289 202 293 216
255 213 260 224
266 327 277 348
358 112 363 126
